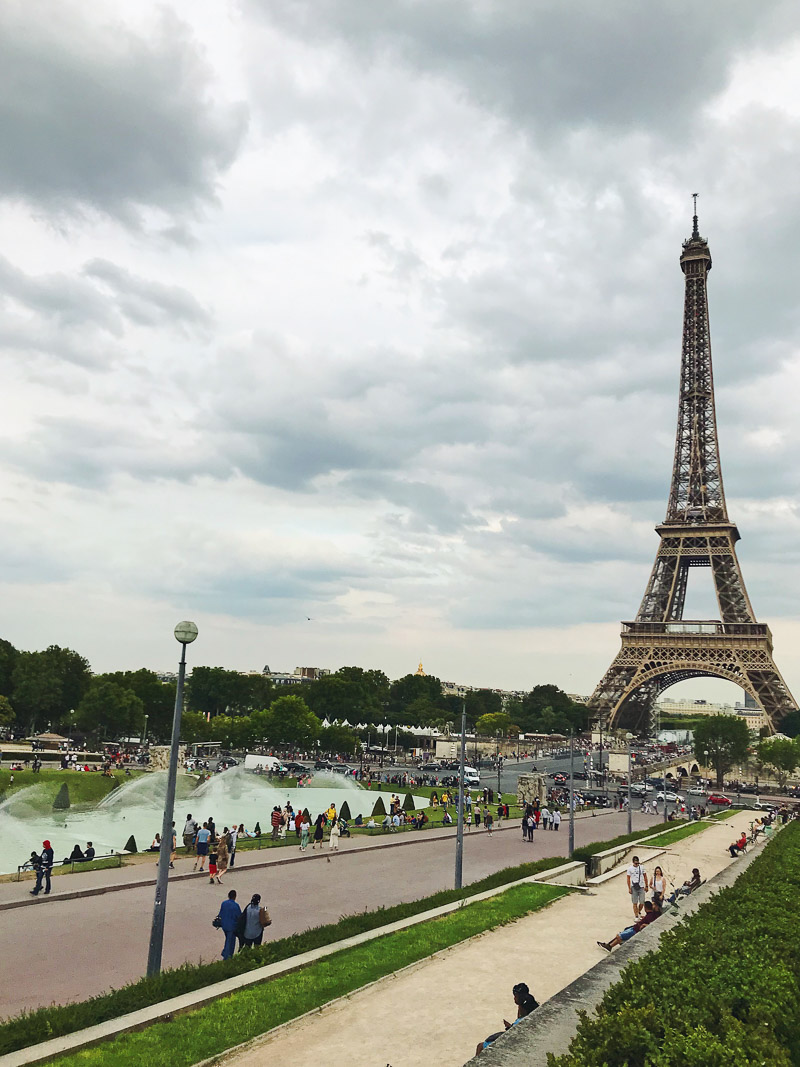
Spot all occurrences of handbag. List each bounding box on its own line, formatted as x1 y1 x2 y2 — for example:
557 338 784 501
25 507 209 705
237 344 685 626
259 906 272 928
212 916 222 929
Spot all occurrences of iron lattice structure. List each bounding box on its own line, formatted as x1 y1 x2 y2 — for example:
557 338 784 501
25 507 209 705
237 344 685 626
589 208 796 735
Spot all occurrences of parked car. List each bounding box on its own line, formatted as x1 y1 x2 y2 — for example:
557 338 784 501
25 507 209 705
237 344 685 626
314 760 334 770
283 762 307 775
707 793 732 807
656 790 685 803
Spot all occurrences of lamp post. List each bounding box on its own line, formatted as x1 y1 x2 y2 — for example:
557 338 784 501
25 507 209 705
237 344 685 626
141 713 149 748
568 732 575 858
627 744 632 835
455 701 467 889
496 731 501 798
146 620 198 978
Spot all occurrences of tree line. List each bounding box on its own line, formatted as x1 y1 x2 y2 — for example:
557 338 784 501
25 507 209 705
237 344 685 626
0 637 589 747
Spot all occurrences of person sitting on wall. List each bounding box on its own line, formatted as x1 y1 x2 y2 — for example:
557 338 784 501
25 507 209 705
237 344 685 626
475 983 539 1055
597 900 660 952
666 869 702 906
728 831 747 858
64 844 85 864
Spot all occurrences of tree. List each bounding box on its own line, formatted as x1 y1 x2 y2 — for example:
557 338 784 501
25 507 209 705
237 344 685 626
475 712 514 737
11 646 92 732
186 667 262 717
778 711 800 739
519 685 589 735
101 669 175 741
319 724 359 755
757 737 800 791
693 715 752 788
0 694 15 728
75 679 144 740
387 673 443 723
264 695 320 748
180 710 212 745
0 638 19 697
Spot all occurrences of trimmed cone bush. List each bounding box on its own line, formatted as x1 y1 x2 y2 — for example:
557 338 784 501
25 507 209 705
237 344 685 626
403 791 415 811
371 796 386 817
339 801 351 821
53 783 71 810
123 835 138 854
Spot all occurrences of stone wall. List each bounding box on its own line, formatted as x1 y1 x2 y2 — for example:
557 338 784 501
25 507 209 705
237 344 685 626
517 773 546 808
149 744 186 772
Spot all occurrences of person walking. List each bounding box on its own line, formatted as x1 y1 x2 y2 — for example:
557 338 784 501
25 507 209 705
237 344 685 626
466 810 473 832
626 856 648 918
30 840 54 896
553 809 561 832
312 814 325 850
475 804 482 829
182 814 198 852
228 825 239 868
300 816 310 851
194 822 211 873
329 819 340 851
216 833 229 883
216 889 241 960
239 893 272 949
485 809 494 835
541 805 550 830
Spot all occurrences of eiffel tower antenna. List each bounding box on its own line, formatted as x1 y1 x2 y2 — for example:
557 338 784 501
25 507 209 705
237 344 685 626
588 212 797 736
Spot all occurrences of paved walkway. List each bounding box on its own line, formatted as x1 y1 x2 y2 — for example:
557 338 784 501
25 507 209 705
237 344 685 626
0 809 655 1017
220 812 754 1067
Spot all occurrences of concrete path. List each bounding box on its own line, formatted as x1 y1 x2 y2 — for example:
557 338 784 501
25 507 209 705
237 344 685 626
0 809 655 1018
219 812 753 1067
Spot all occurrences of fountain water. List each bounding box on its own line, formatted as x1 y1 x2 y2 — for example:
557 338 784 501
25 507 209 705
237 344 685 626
0 768 425 875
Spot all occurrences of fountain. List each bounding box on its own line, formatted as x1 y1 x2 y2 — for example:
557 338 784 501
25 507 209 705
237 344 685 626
0 768 425 875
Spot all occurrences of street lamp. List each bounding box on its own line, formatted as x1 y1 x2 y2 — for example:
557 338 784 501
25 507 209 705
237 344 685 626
146 620 198 977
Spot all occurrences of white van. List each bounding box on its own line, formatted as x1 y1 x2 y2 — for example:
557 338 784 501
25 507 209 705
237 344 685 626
244 754 282 772
462 766 481 787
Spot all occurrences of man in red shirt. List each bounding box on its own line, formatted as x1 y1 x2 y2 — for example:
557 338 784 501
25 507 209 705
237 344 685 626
597 900 660 952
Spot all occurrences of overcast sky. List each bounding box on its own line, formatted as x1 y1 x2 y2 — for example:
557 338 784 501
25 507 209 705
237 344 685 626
2 1 800 701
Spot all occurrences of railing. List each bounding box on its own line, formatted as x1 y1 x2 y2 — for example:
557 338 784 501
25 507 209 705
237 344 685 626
16 852 122 881
622 621 768 637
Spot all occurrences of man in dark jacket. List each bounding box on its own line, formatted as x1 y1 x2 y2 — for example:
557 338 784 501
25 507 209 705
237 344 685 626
217 889 242 959
31 840 54 895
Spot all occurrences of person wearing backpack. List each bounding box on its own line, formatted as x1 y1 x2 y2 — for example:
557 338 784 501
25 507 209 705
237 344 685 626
238 893 272 948
215 889 241 960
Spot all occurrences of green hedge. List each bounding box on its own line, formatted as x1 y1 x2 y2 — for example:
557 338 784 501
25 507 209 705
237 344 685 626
0 856 565 1056
549 822 800 1066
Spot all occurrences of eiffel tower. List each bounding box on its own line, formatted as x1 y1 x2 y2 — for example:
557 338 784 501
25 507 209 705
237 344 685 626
589 199 797 735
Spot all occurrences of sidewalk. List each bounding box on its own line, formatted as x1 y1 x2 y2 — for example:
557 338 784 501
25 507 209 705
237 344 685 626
219 811 755 1067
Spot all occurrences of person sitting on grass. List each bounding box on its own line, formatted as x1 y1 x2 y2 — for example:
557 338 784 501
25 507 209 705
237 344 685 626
597 900 660 952
729 831 747 858
475 982 539 1055
442 810 453 825
666 868 702 906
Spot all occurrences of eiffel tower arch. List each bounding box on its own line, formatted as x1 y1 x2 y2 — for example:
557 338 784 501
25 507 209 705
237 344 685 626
589 203 797 735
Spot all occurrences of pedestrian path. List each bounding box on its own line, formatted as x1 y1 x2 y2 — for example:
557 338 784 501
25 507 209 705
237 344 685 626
219 812 754 1067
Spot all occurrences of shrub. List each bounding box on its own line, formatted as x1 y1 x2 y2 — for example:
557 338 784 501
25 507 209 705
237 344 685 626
549 822 800 1066
371 796 386 816
53 783 71 810
339 801 351 821
403 792 415 811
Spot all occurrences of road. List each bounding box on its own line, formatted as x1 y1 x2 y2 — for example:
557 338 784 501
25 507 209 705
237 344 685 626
0 808 656 1019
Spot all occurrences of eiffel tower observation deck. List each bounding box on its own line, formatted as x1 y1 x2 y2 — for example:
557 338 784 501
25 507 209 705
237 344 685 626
589 200 797 735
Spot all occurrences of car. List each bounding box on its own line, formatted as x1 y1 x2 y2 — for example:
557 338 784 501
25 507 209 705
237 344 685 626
707 793 732 807
314 760 334 770
439 775 458 787
688 786 707 796
628 784 648 797
283 762 307 775
579 793 611 808
332 764 352 775
656 790 684 803
214 757 239 771
420 762 441 771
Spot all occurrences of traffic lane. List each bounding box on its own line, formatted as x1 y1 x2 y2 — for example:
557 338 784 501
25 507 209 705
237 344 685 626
0 810 653 1019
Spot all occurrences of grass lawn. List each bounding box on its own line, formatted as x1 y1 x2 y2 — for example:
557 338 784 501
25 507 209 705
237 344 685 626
0 768 143 805
48 881 566 1067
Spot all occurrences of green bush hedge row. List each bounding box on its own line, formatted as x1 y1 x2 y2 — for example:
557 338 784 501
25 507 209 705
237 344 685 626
0 855 565 1055
549 822 800 1066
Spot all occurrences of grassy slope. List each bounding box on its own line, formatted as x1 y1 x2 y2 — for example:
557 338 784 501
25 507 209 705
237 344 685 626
49 883 566 1067
0 768 143 805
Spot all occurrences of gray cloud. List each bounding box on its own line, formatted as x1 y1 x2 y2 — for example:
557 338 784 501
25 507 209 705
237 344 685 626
0 3 247 225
